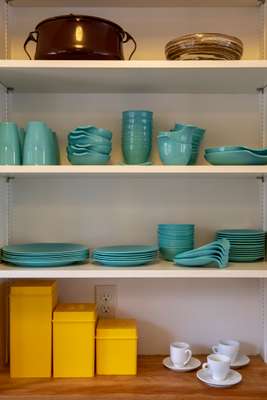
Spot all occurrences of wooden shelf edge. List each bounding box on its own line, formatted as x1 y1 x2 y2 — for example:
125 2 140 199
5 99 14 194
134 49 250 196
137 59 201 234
0 355 265 399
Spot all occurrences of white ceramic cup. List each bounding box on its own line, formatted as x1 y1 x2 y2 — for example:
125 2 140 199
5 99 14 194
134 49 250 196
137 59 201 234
212 340 240 363
202 354 231 382
170 342 192 367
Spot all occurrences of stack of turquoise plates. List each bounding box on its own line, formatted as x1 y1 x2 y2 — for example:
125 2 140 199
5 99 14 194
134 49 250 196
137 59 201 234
92 245 158 266
205 146 267 165
174 239 230 268
158 224 195 261
2 243 89 267
215 230 265 262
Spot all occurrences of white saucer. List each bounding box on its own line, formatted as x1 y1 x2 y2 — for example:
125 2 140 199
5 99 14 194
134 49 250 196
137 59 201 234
231 354 250 368
163 357 201 372
197 368 242 388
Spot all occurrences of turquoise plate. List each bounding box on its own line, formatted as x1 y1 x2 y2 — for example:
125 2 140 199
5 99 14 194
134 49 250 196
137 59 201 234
3 256 87 267
205 150 267 165
92 259 154 267
3 243 88 255
93 245 158 255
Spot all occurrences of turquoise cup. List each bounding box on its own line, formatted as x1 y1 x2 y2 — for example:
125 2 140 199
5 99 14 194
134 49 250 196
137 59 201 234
23 121 58 165
157 131 192 165
0 122 21 165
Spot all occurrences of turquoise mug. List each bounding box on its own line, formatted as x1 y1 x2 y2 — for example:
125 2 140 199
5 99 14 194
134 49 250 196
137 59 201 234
23 121 57 165
0 122 21 165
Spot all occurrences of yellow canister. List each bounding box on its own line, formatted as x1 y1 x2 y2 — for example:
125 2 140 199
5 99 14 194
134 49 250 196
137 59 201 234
53 303 96 378
96 319 138 375
10 280 57 378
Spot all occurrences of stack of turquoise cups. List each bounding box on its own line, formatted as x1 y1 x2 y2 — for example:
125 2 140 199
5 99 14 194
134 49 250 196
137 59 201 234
23 121 60 165
122 110 153 164
158 224 195 261
0 122 22 165
173 124 205 165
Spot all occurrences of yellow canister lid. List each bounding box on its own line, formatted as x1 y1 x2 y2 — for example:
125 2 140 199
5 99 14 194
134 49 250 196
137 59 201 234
10 280 56 296
97 319 137 339
53 303 97 322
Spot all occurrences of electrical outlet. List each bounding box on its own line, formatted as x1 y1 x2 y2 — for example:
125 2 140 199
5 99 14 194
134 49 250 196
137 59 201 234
95 285 117 318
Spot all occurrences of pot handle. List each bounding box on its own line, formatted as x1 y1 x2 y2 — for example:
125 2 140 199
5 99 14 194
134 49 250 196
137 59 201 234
123 31 137 60
24 31 38 60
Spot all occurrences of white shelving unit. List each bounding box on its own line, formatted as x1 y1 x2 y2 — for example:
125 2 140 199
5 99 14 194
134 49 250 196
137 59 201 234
1 60 267 93
0 0 267 382
0 261 266 278
0 165 265 177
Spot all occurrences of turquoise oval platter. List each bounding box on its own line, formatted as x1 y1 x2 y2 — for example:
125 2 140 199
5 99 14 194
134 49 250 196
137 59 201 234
205 150 267 165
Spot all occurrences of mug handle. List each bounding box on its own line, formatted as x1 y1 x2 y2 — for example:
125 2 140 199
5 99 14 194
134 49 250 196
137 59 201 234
184 349 192 366
123 31 137 60
212 345 219 354
202 362 209 370
24 31 38 60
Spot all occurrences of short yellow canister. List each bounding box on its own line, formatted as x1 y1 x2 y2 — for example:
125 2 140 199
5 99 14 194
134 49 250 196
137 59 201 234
96 319 138 375
53 303 96 378
10 280 57 378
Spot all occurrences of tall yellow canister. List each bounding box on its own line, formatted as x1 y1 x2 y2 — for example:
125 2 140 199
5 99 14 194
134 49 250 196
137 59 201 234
96 319 138 375
53 303 96 377
10 280 57 378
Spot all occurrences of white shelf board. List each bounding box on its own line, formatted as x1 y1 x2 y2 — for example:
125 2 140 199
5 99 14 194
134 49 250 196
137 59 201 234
0 261 266 278
0 60 267 94
0 165 266 178
7 0 260 6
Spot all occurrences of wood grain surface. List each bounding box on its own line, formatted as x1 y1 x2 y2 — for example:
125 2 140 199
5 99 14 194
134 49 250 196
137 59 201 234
0 355 266 400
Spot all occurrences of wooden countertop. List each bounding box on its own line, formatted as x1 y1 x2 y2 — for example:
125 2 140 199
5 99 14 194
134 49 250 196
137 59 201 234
0 355 266 400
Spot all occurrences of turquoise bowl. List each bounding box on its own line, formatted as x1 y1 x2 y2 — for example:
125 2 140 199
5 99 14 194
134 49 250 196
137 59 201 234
158 130 192 144
205 150 267 165
0 122 21 165
68 151 110 165
69 142 112 154
158 136 192 165
75 126 112 140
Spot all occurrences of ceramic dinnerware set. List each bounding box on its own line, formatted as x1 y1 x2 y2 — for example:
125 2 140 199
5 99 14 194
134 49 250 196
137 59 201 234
215 229 265 262
205 145 267 165
157 123 205 165
174 238 230 268
67 125 112 165
158 224 195 261
122 110 153 165
92 245 158 267
0 121 60 165
163 339 249 388
2 243 89 267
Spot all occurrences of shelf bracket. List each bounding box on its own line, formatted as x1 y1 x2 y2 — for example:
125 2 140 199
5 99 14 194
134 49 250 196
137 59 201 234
258 87 267 94
5 177 14 183
257 176 265 183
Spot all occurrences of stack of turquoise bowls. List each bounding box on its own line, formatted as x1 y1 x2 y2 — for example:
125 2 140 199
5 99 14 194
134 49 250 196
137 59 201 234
67 126 112 165
158 224 195 261
122 110 153 165
157 130 192 165
173 124 205 164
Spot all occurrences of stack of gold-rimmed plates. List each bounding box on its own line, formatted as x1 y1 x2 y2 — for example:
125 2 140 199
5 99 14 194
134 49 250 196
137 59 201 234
165 33 243 60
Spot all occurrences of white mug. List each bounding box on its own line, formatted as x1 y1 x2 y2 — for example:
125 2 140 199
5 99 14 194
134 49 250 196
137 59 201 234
202 354 231 382
170 342 192 367
212 340 240 363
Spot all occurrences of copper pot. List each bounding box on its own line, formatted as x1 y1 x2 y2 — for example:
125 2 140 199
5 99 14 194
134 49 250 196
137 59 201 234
24 14 137 60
